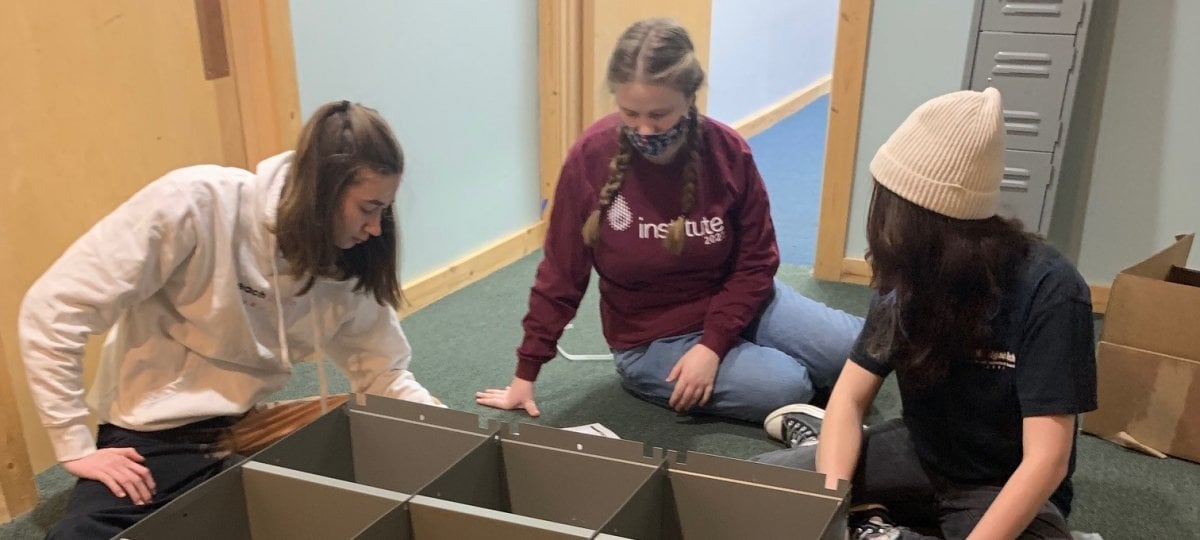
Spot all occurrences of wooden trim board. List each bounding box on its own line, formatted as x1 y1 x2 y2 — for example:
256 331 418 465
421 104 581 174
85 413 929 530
732 75 832 139
398 223 547 318
260 0 304 148
1089 283 1110 315
813 0 874 281
225 0 303 165
537 0 583 219
0 332 36 522
839 257 873 286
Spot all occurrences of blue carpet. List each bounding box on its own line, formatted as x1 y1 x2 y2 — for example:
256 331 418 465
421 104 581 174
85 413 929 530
747 94 830 266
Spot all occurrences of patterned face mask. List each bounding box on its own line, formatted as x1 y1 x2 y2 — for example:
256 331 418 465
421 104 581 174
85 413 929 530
624 115 688 157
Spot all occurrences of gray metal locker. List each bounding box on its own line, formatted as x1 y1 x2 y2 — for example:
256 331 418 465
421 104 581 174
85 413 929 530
980 0 1087 34
998 150 1054 228
971 33 1077 152
964 0 1092 234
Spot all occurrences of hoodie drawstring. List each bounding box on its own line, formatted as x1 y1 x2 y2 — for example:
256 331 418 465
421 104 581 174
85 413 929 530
310 296 330 414
269 245 331 414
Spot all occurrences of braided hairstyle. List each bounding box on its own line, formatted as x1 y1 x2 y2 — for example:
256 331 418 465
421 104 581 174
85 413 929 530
581 126 634 246
582 18 706 255
665 104 703 255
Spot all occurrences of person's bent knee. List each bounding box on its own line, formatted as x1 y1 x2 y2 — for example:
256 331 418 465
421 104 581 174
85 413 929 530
754 378 815 415
617 370 671 407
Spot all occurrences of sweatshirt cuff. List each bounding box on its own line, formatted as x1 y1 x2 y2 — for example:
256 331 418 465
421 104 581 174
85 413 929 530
515 358 544 382
699 331 736 359
48 422 97 463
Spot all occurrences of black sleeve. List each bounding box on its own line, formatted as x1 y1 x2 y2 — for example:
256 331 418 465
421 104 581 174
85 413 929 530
850 292 895 378
1015 270 1098 417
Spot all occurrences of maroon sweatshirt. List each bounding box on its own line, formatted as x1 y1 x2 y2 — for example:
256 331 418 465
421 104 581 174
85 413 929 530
515 114 780 381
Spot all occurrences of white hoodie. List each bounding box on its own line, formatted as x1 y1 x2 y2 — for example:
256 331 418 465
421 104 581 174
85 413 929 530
19 152 436 462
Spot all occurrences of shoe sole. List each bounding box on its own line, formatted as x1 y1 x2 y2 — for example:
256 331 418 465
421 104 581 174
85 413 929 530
763 403 826 442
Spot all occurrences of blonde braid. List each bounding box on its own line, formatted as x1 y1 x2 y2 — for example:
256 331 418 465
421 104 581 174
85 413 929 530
582 127 634 247
664 107 703 255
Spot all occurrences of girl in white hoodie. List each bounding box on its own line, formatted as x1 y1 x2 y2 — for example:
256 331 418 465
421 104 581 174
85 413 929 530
19 100 439 539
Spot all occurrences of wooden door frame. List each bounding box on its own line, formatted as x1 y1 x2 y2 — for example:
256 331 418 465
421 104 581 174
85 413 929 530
0 0 301 522
0 331 35 523
812 0 874 284
538 0 584 222
224 0 303 166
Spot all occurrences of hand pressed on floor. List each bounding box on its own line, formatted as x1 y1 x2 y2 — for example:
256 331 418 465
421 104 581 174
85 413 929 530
477 376 541 417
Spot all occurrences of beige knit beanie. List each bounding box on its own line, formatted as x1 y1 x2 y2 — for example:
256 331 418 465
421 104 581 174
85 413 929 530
869 87 1005 220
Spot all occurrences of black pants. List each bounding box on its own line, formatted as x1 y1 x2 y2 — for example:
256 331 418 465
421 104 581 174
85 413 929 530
752 418 1072 539
47 417 241 540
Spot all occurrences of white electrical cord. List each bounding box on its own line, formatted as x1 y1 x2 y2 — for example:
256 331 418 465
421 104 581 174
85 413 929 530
557 323 613 361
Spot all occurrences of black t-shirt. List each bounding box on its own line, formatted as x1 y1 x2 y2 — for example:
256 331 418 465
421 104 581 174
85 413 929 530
850 242 1097 516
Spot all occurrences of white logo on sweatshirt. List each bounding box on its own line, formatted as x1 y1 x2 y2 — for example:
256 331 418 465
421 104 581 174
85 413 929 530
635 216 727 246
606 194 727 246
608 194 633 231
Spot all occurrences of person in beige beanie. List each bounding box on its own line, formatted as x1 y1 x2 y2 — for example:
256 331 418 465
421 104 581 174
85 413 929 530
869 87 1005 220
753 88 1097 539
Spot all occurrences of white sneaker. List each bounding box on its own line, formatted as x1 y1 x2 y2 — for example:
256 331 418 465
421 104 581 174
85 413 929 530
763 403 825 448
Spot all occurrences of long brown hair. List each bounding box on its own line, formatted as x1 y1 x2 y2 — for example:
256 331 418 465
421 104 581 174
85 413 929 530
274 100 403 308
864 183 1036 389
581 17 705 255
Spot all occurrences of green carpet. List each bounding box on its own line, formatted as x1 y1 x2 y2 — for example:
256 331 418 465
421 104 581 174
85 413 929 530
3 252 1197 538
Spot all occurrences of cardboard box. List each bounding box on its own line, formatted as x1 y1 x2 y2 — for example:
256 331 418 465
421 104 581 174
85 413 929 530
120 396 850 539
1082 234 1200 462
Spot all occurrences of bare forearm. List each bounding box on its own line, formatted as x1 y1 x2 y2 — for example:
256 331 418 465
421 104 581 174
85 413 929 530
968 459 1066 540
815 398 865 490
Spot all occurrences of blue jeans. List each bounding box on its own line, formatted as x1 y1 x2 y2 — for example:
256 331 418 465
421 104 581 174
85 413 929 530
612 280 864 423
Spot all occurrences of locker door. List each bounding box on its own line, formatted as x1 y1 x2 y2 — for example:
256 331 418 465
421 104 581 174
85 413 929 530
997 150 1054 231
970 32 1076 152
980 0 1086 34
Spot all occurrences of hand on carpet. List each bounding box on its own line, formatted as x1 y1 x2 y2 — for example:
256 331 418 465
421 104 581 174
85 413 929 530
476 377 541 416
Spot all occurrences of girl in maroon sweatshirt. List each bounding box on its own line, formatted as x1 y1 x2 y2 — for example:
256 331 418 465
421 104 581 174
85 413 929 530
477 18 863 424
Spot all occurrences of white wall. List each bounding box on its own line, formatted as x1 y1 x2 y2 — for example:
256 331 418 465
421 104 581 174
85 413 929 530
1066 0 1200 282
288 0 541 280
707 0 838 124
